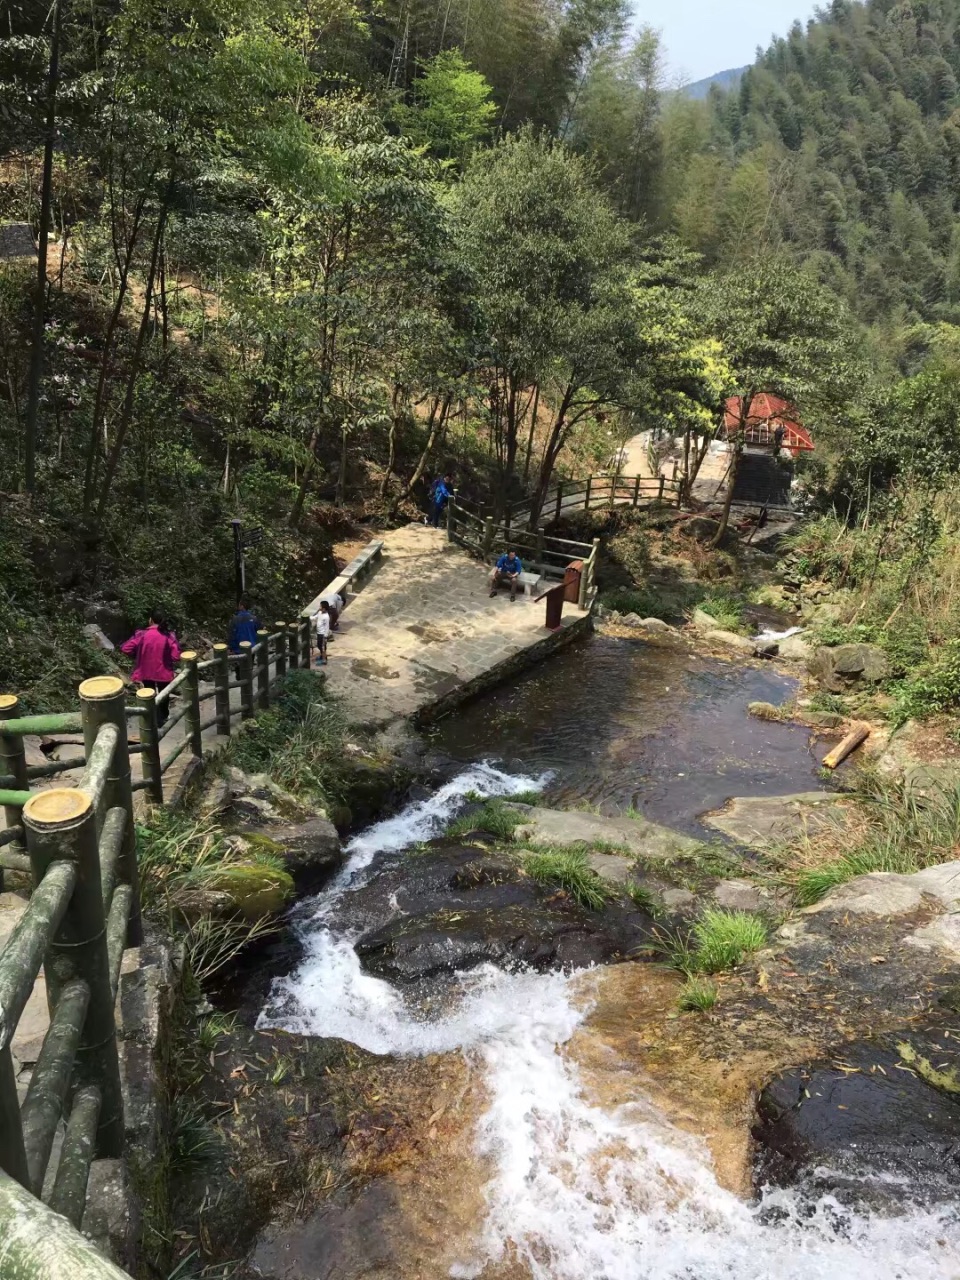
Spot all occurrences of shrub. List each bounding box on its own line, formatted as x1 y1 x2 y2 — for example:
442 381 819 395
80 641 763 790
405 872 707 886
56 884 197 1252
691 909 767 974
601 586 663 618
891 639 960 725
698 591 746 634
678 977 718 1012
226 670 349 803
525 846 609 910
624 882 661 916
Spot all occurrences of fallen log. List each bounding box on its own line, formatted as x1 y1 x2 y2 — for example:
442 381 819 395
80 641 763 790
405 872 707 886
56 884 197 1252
822 723 870 770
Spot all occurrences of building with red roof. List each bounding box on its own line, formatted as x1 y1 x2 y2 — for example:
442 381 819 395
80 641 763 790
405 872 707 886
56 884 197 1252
723 394 814 456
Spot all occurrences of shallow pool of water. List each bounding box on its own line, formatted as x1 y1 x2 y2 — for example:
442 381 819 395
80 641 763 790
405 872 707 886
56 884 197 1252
431 635 828 833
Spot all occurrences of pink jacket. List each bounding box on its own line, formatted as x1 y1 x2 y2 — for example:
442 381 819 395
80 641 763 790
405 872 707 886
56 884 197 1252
121 625 181 684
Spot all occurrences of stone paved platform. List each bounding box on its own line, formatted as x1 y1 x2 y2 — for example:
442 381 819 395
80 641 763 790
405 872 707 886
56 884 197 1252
322 525 591 730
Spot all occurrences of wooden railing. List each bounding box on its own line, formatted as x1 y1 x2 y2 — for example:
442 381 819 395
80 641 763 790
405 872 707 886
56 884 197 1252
0 677 139 1272
510 473 681 528
0 613 316 1277
447 502 600 610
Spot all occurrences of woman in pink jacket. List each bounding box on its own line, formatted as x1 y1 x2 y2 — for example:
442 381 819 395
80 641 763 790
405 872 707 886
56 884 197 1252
121 611 181 726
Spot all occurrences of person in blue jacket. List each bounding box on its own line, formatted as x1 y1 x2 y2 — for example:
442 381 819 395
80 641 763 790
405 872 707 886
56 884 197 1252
429 474 453 527
489 549 523 601
228 596 261 653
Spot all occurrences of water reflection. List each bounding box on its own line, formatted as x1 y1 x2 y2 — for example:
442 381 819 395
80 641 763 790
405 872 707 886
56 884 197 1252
432 635 826 834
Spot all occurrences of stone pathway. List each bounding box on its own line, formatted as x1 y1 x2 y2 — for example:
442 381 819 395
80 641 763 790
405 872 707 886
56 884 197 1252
322 524 590 730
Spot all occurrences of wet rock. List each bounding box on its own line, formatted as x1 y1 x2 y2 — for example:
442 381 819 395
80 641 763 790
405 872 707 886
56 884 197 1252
778 632 812 662
347 844 655 985
753 1032 960 1209
243 818 343 882
339 754 410 827
703 793 850 851
639 617 673 632
805 711 844 729
172 863 294 921
748 702 782 722
704 628 755 653
810 643 890 693
753 640 779 659
512 805 700 863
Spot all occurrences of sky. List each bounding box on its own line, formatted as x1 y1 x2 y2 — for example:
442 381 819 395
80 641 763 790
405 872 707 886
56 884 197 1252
637 0 818 83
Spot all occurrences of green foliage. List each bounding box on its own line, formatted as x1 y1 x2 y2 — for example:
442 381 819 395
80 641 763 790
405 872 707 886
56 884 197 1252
698 591 745 634
225 670 349 804
691 909 767 975
601 586 668 619
677 977 718 1013
447 798 525 841
394 50 496 164
525 847 609 910
891 640 960 725
790 779 960 905
624 882 661 916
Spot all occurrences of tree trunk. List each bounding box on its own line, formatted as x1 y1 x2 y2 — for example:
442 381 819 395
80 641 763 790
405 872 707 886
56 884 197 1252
388 394 451 519
94 167 173 523
521 384 540 487
527 384 576 530
288 428 319 529
379 383 405 499
710 395 753 548
335 423 348 507
22 0 62 495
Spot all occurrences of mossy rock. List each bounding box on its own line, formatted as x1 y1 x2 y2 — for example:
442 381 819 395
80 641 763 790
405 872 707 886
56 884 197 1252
196 863 294 919
339 754 410 826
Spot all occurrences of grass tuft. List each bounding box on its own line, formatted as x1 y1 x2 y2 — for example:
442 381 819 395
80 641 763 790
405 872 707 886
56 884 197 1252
692 909 768 973
624 882 662 915
678 977 718 1012
525 847 609 910
448 799 525 841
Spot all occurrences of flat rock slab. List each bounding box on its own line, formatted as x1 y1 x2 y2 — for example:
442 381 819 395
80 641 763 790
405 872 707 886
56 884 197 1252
804 860 960 921
510 805 700 866
703 791 850 850
321 526 590 730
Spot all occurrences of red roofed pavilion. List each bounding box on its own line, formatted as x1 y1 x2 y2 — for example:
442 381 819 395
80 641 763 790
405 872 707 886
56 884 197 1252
723 394 814 456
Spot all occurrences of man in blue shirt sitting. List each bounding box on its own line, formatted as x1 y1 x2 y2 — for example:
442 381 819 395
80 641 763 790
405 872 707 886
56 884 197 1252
489 549 523 601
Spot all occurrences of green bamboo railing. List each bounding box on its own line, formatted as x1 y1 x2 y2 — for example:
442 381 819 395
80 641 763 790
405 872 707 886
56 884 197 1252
0 613 318 1278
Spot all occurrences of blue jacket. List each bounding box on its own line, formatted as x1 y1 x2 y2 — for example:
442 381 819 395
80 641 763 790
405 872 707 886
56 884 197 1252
229 609 261 653
496 553 522 574
432 479 452 507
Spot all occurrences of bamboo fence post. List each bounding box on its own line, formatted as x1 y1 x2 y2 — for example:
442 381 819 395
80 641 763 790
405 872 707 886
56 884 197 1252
446 498 454 542
658 475 665 501
584 476 593 511
555 482 564 522
0 694 28 884
535 526 544 576
213 643 231 737
79 675 140 947
255 631 270 710
299 619 311 668
287 623 300 672
0 1167 134 1278
633 475 641 507
23 789 125 1157
274 625 287 683
135 689 163 805
179 651 203 760
0 1041 28 1185
238 642 254 720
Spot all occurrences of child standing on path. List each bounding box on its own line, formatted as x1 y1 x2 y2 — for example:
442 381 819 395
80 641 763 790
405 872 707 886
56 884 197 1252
121 611 181 726
313 600 331 665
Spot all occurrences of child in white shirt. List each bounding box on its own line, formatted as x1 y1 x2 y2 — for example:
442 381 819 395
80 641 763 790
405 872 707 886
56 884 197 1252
314 601 331 665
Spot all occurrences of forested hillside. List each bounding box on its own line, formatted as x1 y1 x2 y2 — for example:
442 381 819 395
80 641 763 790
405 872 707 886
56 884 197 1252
5 0 960 707
667 0 960 362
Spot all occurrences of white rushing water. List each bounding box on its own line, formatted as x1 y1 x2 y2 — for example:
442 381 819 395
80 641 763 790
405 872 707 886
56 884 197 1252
259 767 960 1280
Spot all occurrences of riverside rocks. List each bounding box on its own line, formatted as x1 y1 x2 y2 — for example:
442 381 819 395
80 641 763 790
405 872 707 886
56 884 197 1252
348 842 656 984
753 1032 960 1210
810 642 890 692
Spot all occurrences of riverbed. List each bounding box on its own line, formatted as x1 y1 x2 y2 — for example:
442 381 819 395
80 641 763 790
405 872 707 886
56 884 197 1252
432 634 827 832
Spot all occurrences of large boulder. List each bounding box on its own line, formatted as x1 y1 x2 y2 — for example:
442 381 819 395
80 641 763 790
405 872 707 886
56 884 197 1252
778 632 812 663
240 818 343 883
338 753 410 828
681 516 722 544
753 1032 960 1210
173 863 295 922
346 843 656 985
810 642 890 692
